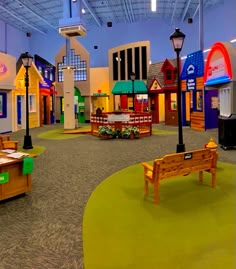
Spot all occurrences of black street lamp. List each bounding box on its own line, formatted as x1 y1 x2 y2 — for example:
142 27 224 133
170 28 186 153
21 52 33 149
130 71 135 111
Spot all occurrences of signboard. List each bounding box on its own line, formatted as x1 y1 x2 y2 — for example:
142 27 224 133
93 93 107 96
204 42 233 86
186 78 196 91
0 172 9 184
107 114 130 122
184 152 193 160
22 157 34 175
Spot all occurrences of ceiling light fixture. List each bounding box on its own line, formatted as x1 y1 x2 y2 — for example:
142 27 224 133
151 0 156 12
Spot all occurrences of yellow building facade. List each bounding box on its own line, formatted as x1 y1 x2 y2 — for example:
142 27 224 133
13 62 43 131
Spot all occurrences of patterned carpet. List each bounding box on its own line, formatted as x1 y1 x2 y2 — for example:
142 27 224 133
0 123 235 269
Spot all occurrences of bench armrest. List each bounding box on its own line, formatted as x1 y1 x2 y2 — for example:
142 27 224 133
141 162 153 172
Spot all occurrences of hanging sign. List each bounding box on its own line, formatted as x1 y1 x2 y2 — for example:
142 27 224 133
187 78 196 91
22 157 34 175
0 172 9 184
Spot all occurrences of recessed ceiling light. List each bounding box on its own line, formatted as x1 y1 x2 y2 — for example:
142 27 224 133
151 0 156 12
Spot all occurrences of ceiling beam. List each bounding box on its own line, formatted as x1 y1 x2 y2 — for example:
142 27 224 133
106 0 119 22
16 0 57 30
127 0 135 23
121 0 132 23
82 0 102 27
170 0 178 25
0 5 46 34
192 3 200 19
181 0 192 21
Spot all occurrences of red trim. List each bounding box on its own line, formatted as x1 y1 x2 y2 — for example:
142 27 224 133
40 88 57 95
162 86 177 92
204 42 233 82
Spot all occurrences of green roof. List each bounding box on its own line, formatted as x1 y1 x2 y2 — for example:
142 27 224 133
111 81 147 94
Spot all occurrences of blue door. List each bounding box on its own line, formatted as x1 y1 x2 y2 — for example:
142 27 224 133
204 89 219 129
17 95 22 125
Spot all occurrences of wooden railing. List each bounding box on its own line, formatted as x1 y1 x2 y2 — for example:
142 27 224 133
90 111 152 137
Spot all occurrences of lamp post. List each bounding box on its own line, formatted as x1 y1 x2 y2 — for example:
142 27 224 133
170 28 186 153
21 52 33 149
130 71 135 111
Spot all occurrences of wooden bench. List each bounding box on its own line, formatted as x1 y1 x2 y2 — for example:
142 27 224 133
141 148 218 204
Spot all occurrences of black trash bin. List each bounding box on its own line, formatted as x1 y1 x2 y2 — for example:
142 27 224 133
218 114 236 150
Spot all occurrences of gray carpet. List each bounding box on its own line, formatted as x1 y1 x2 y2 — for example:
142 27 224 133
0 123 235 269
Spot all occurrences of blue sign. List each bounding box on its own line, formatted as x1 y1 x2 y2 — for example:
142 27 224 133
181 50 204 80
187 78 196 91
187 64 196 77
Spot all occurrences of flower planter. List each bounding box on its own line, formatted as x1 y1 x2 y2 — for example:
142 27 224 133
100 135 113 140
129 133 134 139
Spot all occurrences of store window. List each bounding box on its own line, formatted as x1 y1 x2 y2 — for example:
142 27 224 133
57 49 87 82
196 91 203 111
219 87 230 117
164 69 174 84
141 46 147 79
112 44 148 80
170 93 177 110
38 66 43 75
127 48 132 79
134 47 140 79
0 93 7 118
120 50 125 80
29 95 36 112
61 97 64 113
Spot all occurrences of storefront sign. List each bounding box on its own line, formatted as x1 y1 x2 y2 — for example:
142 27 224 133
207 58 225 79
0 62 7 76
187 78 196 91
93 93 107 96
187 64 196 76
0 172 9 184
22 157 34 175
108 114 130 122
0 52 16 89
204 42 233 86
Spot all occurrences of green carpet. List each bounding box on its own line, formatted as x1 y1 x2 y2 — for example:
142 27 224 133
37 129 82 140
19 145 46 155
83 162 235 269
152 128 177 135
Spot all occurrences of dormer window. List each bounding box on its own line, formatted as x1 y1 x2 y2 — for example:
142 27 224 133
161 59 177 84
166 69 172 81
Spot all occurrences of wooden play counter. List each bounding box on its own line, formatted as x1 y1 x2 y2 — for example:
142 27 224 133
0 152 34 201
91 111 152 137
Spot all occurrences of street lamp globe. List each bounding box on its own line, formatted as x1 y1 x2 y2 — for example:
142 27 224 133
21 52 33 68
130 71 135 81
170 28 186 52
130 72 135 112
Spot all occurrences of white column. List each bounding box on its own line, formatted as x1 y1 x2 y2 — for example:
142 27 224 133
63 67 75 129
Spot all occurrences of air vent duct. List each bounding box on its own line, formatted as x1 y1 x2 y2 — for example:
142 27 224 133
59 24 87 37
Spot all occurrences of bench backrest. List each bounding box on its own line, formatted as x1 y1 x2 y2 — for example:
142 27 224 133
152 148 218 181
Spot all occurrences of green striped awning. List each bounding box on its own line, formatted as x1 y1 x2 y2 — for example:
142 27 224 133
111 81 147 94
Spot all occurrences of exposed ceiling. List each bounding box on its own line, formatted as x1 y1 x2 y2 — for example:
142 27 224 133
0 0 223 35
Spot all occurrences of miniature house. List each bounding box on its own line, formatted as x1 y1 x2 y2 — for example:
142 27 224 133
147 59 178 125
